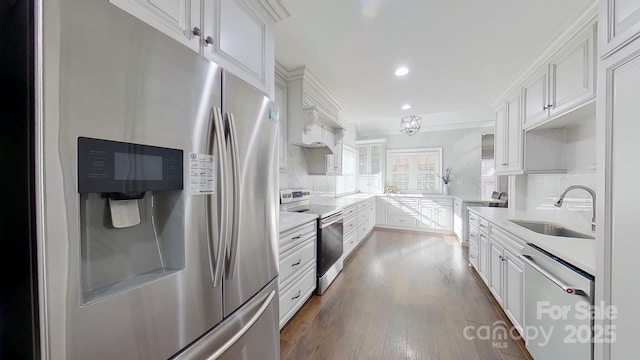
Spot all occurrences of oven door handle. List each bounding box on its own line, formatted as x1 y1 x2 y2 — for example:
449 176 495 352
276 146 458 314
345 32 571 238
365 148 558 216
320 213 343 228
520 254 585 295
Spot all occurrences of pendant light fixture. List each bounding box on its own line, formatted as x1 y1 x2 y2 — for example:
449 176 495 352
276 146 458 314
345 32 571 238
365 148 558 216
400 115 422 136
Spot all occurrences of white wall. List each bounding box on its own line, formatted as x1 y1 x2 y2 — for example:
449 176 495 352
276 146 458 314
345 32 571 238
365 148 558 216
521 117 596 230
361 126 493 198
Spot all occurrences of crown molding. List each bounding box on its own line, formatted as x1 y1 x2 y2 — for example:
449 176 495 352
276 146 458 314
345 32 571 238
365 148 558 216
257 0 290 22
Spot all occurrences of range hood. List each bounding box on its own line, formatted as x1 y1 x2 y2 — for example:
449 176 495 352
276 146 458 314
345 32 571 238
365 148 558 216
284 66 345 154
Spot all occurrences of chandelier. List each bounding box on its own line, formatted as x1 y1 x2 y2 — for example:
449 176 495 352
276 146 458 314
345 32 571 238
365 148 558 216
400 115 422 136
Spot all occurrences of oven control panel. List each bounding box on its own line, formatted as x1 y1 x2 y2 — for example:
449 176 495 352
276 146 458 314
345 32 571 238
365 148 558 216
280 189 311 204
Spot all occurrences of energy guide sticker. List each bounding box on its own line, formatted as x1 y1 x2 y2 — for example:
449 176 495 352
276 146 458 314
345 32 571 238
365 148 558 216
188 153 215 195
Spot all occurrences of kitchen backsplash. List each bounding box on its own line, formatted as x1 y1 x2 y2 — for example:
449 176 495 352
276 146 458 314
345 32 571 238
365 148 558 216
522 117 596 230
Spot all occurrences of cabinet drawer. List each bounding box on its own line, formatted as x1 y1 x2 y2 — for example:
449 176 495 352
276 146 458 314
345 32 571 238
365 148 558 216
358 223 369 240
478 217 490 232
387 214 418 228
279 240 315 288
344 215 358 236
280 221 316 252
343 205 358 219
343 229 357 256
279 265 315 328
358 211 369 225
468 226 479 248
469 244 479 269
357 201 369 211
468 212 479 226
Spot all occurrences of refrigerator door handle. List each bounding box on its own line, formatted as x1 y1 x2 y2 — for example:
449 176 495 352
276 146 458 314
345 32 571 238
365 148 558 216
207 107 228 287
224 112 241 279
210 290 275 360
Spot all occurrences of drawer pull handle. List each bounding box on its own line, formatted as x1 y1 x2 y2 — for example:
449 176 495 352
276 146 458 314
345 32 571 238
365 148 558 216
291 259 301 267
479 224 486 228
291 290 301 300
292 234 301 240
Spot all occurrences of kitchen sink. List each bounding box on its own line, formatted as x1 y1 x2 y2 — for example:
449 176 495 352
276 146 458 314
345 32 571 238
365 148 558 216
509 220 595 239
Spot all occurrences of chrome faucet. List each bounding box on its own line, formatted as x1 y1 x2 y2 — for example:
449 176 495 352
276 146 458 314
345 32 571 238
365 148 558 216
553 185 596 232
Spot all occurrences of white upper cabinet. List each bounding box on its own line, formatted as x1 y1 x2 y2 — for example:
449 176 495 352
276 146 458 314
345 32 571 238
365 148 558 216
202 0 274 97
505 91 523 173
494 104 507 172
522 67 549 128
522 22 596 130
110 0 202 51
549 23 596 116
109 0 276 98
495 90 523 175
602 0 640 57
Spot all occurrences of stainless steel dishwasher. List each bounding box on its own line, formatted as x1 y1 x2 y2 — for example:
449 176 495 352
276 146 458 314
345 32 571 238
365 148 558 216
520 244 594 360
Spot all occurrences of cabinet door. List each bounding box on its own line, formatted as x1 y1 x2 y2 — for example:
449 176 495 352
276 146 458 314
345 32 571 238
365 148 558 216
478 233 490 284
503 250 524 333
109 0 201 51
418 205 435 229
275 75 287 171
522 66 549 128
605 45 640 359
376 197 387 225
436 206 453 230
549 23 595 116
369 144 382 174
203 0 274 96
603 0 640 56
488 242 504 304
494 104 508 173
505 91 523 172
368 200 376 231
453 200 462 239
358 145 370 174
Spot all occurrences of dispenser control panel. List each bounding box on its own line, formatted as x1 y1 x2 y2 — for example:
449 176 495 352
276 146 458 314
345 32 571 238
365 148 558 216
78 137 183 195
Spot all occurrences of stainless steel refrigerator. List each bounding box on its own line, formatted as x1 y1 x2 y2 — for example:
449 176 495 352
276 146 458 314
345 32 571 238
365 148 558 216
36 0 279 358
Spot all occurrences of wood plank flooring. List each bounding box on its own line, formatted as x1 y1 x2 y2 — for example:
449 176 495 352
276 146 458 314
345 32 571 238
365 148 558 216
280 229 533 360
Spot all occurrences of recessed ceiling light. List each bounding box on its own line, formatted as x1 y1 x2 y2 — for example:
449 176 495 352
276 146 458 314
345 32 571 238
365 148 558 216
395 67 409 77
402 104 411 110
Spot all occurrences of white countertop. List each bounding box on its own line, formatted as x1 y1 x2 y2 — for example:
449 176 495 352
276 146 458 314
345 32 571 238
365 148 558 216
467 207 595 276
379 193 453 199
454 196 506 205
279 212 318 233
309 194 377 207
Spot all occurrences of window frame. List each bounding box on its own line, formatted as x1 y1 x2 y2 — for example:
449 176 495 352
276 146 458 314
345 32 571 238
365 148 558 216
386 147 444 193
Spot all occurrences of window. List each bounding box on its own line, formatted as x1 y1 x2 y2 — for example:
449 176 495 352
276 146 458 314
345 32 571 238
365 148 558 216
386 148 442 192
480 158 497 200
336 146 357 195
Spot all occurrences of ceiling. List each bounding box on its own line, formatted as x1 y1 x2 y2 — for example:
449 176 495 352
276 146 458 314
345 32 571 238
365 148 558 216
274 0 592 137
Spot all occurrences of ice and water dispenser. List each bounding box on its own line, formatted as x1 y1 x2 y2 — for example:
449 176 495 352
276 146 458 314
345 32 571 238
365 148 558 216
77 137 185 304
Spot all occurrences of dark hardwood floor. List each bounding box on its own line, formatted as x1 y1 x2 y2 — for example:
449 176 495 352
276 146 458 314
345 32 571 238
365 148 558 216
280 229 533 360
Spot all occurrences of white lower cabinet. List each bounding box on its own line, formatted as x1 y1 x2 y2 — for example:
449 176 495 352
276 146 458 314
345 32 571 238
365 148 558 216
278 219 316 329
469 210 525 335
378 196 453 232
279 264 315 329
478 231 490 284
503 250 524 334
342 198 375 261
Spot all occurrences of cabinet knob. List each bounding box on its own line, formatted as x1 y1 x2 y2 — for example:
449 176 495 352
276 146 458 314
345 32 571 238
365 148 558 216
192 27 201 37
205 36 215 46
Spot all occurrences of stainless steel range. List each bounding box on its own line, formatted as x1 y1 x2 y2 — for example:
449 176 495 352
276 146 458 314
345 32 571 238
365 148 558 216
280 190 343 294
